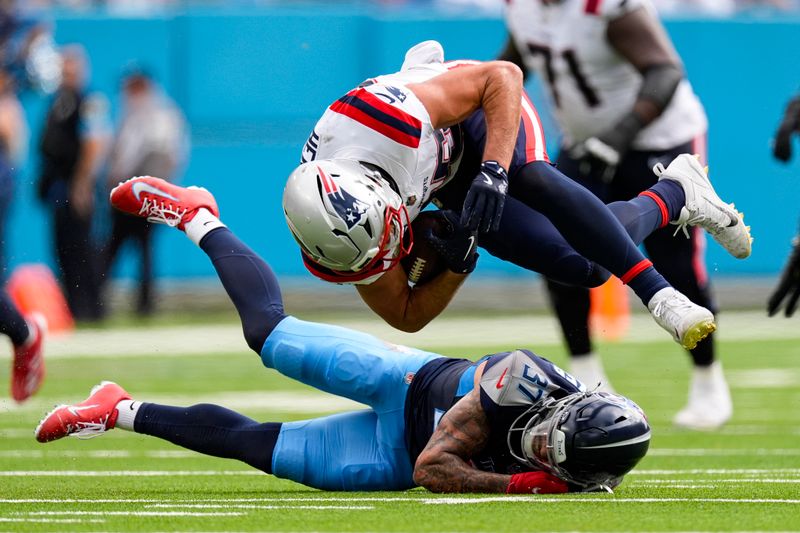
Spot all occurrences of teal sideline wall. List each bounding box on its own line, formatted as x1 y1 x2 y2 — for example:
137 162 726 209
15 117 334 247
6 6 800 283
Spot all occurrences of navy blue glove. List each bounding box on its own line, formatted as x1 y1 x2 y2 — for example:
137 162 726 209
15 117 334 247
461 161 508 234
768 236 800 317
424 210 479 274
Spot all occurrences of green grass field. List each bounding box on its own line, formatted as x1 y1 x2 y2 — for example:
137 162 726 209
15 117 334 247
1 314 800 532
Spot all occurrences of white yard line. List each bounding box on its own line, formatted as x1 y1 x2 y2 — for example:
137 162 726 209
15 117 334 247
422 497 800 505
0 470 261 477
648 449 800 457
23 511 244 517
2 496 799 506
0 518 105 523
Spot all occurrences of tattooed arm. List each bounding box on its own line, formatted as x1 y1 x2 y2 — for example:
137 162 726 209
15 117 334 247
412 389 510 493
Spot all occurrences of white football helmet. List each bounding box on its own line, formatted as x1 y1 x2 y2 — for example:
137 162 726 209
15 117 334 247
283 159 412 283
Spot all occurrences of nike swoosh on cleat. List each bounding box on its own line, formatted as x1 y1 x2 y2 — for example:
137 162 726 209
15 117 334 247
706 200 739 227
463 236 476 261
132 181 179 202
67 404 100 417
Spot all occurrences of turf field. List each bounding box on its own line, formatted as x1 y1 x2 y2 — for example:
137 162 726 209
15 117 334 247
1 311 799 532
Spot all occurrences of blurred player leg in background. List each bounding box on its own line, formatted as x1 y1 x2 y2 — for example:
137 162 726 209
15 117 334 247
0 290 46 402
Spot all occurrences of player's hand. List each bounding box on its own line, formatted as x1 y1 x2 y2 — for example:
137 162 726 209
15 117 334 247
424 210 479 274
767 237 800 317
461 161 508 234
573 136 621 183
506 471 569 494
773 96 800 163
773 127 793 163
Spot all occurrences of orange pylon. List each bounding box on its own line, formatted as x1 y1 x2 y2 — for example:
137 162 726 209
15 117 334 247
589 275 630 341
6 264 74 334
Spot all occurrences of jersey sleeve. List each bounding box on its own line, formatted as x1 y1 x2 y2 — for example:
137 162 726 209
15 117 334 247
479 349 586 419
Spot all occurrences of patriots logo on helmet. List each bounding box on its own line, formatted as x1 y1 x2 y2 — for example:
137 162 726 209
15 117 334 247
317 166 370 230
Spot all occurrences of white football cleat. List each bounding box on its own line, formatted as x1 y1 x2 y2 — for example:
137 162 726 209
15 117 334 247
654 154 751 259
673 361 733 431
570 352 616 394
648 287 716 350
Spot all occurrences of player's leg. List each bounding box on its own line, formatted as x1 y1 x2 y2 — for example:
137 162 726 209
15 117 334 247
0 290 46 402
36 381 411 491
109 176 286 354
109 177 443 411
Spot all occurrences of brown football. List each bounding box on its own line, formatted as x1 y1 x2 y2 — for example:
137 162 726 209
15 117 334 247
401 211 448 286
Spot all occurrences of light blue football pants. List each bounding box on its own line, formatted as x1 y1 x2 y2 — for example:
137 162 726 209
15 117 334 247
260 316 444 491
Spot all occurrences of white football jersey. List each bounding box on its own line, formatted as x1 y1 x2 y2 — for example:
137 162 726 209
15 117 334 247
301 41 464 223
505 0 707 150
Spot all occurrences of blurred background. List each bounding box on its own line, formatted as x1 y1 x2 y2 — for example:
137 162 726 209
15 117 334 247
2 0 800 321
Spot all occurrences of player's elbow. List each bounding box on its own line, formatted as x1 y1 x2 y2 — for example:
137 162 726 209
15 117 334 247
390 317 428 333
413 455 441 492
487 60 524 88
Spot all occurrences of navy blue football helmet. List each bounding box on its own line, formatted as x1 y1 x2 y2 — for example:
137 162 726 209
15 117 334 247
507 392 651 489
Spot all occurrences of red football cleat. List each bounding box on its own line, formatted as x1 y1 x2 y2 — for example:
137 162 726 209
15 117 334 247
110 176 219 230
35 381 131 443
11 313 47 403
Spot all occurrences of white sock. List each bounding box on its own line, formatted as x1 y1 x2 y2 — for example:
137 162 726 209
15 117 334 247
115 400 142 431
184 208 226 246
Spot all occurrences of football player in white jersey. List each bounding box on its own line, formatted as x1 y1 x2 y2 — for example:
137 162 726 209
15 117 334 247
283 40 751 357
499 0 731 429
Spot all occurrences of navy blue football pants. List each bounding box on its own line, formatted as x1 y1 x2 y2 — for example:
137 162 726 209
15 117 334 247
434 160 678 298
0 290 28 346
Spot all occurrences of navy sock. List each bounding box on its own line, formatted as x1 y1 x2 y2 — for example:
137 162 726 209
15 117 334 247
0 291 29 346
625 265 670 305
690 335 714 367
200 228 287 353
648 180 686 222
134 402 281 474
607 196 664 245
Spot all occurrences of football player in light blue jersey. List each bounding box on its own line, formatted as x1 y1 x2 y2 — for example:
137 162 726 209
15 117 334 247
36 176 650 494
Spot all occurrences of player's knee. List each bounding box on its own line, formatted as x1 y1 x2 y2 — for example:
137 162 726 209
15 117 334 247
241 308 286 354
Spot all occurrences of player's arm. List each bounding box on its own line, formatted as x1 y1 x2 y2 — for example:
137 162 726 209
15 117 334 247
578 6 684 178
413 389 510 493
413 389 568 494
408 61 521 171
607 6 684 127
409 62 522 233
356 265 468 333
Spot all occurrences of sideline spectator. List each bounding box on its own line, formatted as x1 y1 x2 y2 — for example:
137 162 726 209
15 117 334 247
102 66 188 316
37 45 109 322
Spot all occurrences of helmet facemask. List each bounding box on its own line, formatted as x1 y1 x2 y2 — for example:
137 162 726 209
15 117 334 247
507 393 585 484
507 391 650 491
285 160 414 283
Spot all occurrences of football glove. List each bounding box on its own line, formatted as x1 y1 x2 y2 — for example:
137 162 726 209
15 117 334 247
773 96 800 163
767 235 800 317
424 210 479 275
461 160 508 234
506 471 569 494
574 136 621 183
573 113 643 183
